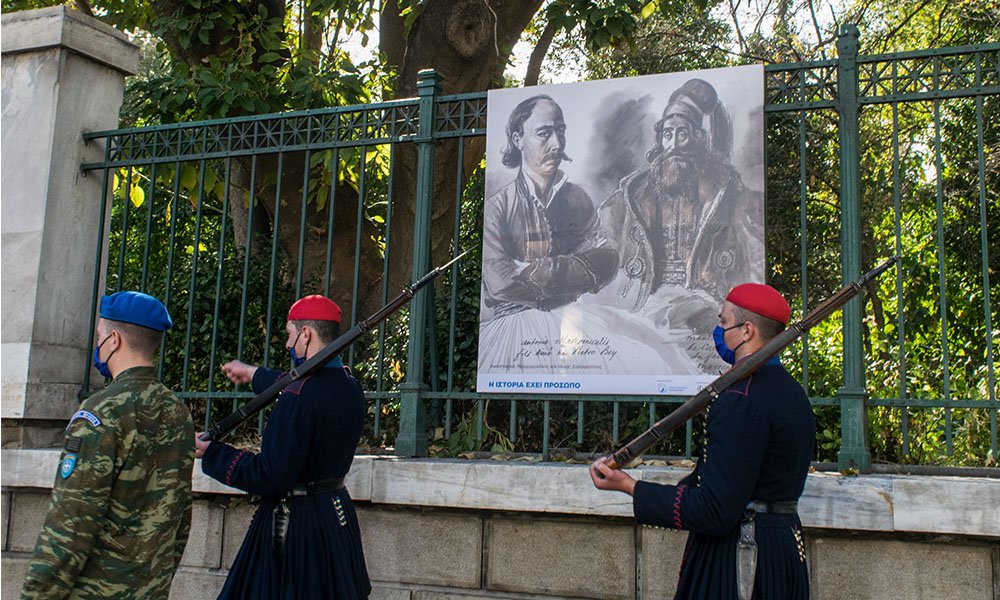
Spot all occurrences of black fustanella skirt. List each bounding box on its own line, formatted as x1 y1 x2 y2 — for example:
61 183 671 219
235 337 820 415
218 489 371 600
673 513 810 600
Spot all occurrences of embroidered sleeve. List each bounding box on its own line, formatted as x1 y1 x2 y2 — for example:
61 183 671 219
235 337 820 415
224 450 249 486
672 484 688 529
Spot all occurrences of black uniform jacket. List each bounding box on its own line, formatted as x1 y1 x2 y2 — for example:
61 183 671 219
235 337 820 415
633 360 814 535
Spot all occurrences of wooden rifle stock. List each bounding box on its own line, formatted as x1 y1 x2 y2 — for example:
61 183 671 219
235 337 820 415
603 256 897 470
200 250 470 443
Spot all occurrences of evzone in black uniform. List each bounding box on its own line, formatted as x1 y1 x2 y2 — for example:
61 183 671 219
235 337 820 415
197 295 371 600
591 283 815 599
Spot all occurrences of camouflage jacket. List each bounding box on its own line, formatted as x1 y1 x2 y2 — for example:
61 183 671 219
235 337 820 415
22 366 195 600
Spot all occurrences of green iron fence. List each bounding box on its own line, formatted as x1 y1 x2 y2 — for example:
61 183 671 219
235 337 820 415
80 25 999 470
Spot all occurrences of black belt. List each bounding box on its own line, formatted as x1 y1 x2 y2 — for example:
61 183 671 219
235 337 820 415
747 500 798 514
288 477 345 496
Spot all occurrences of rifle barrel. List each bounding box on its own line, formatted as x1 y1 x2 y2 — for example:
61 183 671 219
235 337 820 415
605 256 897 470
201 250 470 442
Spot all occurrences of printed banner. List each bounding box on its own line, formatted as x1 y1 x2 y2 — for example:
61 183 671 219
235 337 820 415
477 65 765 395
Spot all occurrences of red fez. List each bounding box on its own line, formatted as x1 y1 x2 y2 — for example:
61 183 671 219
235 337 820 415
726 283 791 325
287 295 341 323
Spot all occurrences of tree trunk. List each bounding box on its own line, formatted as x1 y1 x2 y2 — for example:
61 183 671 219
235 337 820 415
225 152 384 320
384 0 543 295
153 0 544 320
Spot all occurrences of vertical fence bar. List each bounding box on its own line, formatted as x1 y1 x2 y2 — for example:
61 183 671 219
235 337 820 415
612 401 620 444
159 161 183 380
892 101 909 456
577 401 584 446
207 160 233 416
295 149 312 298
349 145 368 367
835 24 871 471
235 156 258 402
396 69 441 457
140 163 157 291
476 398 484 444
426 291 441 436
447 141 464 393
974 93 997 458
427 284 441 394
508 400 517 444
260 149 286 432
323 149 340 297
799 108 810 392
685 419 693 459
115 166 132 291
375 146 395 440
932 97 953 455
542 400 551 460
263 152 286 369
82 142 113 395
446 140 464 441
182 159 207 396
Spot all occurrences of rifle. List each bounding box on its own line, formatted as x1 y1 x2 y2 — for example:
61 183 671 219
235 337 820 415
602 256 898 470
201 250 470 442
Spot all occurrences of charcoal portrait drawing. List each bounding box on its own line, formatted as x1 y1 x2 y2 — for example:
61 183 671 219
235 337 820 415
477 65 765 395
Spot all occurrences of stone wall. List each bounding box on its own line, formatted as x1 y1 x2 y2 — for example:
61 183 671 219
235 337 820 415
3 453 998 600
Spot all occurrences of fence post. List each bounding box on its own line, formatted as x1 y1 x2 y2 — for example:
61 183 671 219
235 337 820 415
835 24 871 471
1 6 138 448
395 69 441 457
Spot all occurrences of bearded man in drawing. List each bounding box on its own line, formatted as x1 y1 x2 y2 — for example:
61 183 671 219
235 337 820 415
599 78 764 337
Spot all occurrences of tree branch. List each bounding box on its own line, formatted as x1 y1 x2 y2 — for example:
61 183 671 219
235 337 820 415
380 0 407 71
524 18 558 86
74 0 95 17
808 0 827 59
752 0 775 38
881 0 934 48
728 0 746 54
302 0 325 66
327 8 345 65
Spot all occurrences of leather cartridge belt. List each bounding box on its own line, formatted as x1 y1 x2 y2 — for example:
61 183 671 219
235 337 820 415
288 477 345 496
747 500 798 514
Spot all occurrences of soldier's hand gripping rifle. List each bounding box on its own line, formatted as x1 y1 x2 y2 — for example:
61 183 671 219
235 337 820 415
601 256 898 471
200 250 470 443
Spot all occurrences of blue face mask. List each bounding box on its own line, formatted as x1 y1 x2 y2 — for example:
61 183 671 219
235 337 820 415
713 323 746 365
289 329 306 368
92 334 115 379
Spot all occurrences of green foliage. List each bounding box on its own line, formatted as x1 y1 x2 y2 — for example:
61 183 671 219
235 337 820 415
103 160 297 439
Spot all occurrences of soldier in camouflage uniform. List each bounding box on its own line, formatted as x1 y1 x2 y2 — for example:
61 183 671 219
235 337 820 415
22 291 195 600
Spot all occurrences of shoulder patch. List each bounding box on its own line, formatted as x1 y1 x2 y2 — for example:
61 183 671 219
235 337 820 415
64 436 82 453
67 410 102 430
60 454 77 479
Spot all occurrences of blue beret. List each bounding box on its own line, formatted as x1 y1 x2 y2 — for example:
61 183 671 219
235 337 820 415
99 291 173 331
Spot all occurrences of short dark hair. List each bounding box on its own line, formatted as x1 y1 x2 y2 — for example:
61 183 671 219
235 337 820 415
501 95 557 168
290 319 340 345
110 321 164 360
730 305 785 342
